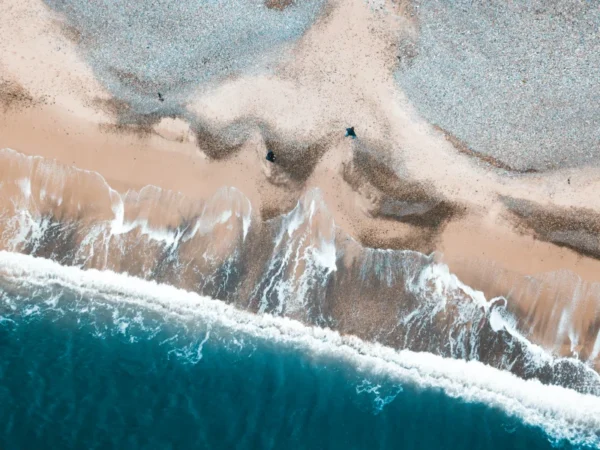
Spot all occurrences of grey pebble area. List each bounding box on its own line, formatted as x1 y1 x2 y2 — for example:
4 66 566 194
45 0 600 172
44 0 325 119
395 0 600 171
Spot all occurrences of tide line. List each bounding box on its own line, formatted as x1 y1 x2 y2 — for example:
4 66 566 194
0 250 599 447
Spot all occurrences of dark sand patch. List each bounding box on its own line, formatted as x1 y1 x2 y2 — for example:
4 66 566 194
51 19 83 45
192 119 333 184
340 146 464 252
263 131 333 184
377 197 459 228
94 102 167 137
358 226 437 252
193 121 254 160
502 196 600 259
260 201 296 221
0 80 37 112
90 97 131 117
343 146 461 227
345 146 430 202
108 67 164 95
98 120 157 138
434 125 538 174
264 0 294 11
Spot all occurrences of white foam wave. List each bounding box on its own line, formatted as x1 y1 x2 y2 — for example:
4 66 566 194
257 189 336 317
0 251 599 446
0 148 252 249
409 254 568 369
591 331 600 364
355 379 403 414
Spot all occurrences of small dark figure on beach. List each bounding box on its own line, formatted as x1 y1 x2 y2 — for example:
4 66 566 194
158 92 164 102
345 127 356 138
266 150 276 163
568 178 570 185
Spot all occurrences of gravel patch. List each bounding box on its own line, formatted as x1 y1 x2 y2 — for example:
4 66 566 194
396 0 600 171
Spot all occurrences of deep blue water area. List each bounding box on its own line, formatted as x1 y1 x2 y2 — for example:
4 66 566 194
0 285 593 450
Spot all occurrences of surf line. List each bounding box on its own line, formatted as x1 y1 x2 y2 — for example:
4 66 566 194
0 250 599 447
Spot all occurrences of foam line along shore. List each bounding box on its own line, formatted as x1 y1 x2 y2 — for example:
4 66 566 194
0 148 599 394
1 250 600 447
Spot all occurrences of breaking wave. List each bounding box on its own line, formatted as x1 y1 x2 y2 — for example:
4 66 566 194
0 251 599 447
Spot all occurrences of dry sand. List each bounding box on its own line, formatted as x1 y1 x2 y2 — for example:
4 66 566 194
1 0 599 366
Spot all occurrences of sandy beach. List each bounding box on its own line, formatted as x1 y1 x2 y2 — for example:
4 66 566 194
1 0 600 373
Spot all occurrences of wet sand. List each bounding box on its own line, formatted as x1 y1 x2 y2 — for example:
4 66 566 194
1 0 600 369
3 101 600 369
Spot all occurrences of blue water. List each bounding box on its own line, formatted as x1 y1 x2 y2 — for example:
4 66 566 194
0 286 594 449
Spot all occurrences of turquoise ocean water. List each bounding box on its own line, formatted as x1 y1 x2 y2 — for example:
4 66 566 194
0 253 597 450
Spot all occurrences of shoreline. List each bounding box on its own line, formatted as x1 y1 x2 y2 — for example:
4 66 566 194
1 105 600 368
1 0 600 370
2 250 600 447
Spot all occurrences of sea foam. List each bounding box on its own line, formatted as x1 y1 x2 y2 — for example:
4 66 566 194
2 147 599 393
0 250 599 447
